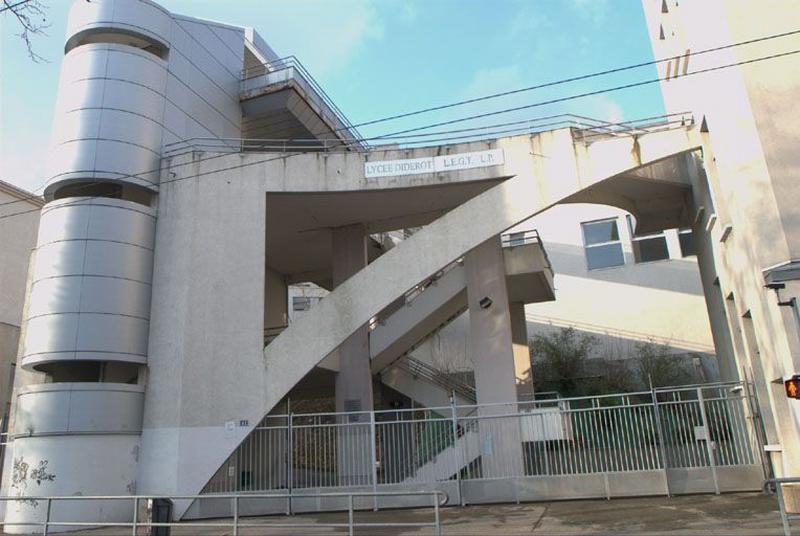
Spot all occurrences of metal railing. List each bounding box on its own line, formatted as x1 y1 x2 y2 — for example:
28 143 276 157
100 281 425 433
0 490 446 536
203 382 762 499
393 356 476 403
241 55 366 149
766 477 800 536
368 257 465 332
162 112 695 158
500 228 553 272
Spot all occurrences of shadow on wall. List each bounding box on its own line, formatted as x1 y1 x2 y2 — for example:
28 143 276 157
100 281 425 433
543 241 705 296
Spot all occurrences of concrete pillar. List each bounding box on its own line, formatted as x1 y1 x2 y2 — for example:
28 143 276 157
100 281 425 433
331 224 373 485
465 237 524 478
510 302 533 399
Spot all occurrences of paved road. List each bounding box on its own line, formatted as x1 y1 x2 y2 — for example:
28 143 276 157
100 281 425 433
4 492 786 535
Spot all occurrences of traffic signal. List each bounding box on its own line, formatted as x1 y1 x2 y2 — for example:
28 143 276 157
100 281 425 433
785 375 800 399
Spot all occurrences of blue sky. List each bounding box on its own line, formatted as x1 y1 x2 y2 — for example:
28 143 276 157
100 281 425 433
0 0 664 192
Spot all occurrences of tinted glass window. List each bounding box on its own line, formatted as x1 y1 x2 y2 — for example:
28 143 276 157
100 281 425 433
679 230 696 257
582 220 619 245
633 236 670 263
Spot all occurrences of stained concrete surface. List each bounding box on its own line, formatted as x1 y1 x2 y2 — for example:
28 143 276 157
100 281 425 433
4 492 785 535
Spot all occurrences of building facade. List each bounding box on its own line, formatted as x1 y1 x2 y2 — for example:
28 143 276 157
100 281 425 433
1 0 798 530
642 0 800 481
0 181 41 454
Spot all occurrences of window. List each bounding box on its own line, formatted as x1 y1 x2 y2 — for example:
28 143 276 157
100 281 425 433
292 297 311 311
581 219 625 270
506 231 526 246
627 216 669 263
678 228 696 257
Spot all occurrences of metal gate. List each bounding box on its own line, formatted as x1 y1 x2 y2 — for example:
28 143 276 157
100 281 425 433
189 381 765 518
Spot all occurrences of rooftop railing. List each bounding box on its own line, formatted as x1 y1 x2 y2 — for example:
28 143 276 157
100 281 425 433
162 112 695 157
241 55 367 150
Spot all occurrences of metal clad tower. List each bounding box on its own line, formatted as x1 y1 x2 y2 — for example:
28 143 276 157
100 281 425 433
5 0 171 530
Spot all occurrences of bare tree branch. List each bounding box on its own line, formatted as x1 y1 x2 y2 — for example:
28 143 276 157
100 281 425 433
2 0 50 63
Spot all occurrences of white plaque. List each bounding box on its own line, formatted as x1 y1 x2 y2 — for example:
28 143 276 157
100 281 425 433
364 149 504 178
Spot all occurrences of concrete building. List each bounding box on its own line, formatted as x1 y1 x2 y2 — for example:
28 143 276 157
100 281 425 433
641 0 800 482
1 0 798 530
0 181 41 452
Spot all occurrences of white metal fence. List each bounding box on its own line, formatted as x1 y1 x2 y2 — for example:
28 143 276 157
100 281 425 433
202 382 765 505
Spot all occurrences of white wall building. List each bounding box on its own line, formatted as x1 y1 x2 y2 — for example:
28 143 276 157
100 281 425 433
1 0 798 529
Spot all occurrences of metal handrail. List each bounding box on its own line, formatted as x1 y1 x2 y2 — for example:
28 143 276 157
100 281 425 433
0 490 447 536
161 112 695 157
501 228 554 274
765 477 800 536
241 55 366 148
395 355 476 403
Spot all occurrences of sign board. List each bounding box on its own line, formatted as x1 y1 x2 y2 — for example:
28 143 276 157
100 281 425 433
785 375 800 399
694 425 709 441
364 149 504 179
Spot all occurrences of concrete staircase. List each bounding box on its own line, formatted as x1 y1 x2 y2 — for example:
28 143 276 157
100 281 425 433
174 127 700 512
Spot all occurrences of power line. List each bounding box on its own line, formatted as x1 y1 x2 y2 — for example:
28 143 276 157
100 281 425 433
5 25 799 208
375 48 800 139
339 28 800 133
1 45 799 218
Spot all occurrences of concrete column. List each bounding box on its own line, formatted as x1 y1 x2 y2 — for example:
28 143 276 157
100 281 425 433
465 237 524 478
331 224 373 485
510 302 533 399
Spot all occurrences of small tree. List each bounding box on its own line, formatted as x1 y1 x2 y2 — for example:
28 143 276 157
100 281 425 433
635 340 698 388
531 327 597 397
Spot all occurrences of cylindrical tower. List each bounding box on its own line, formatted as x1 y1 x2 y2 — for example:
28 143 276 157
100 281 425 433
5 0 170 531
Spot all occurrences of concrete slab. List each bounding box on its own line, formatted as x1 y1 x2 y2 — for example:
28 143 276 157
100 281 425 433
34 492 784 535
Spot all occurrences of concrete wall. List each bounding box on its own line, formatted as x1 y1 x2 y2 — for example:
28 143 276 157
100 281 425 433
409 202 716 384
0 183 40 450
642 0 800 476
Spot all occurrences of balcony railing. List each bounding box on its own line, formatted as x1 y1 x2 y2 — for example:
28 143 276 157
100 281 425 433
241 55 367 150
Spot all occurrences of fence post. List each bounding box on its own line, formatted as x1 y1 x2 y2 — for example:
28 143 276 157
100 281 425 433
287 409 294 515
42 498 51 536
650 387 671 497
743 376 772 480
451 392 463 506
131 497 138 536
696 387 720 495
434 491 442 536
370 410 379 511
348 494 354 536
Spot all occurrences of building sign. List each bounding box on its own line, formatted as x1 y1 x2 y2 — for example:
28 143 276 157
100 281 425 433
364 148 504 178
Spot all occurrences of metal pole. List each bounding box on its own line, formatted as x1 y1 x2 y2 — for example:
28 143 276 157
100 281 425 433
696 387 720 495
43 498 51 536
370 410 379 511
287 404 294 515
348 494 354 536
131 497 138 536
232 495 239 536
450 392 463 506
434 492 442 536
650 387 671 497
775 481 792 536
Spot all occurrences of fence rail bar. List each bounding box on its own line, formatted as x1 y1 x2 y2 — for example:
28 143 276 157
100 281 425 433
0 491 446 535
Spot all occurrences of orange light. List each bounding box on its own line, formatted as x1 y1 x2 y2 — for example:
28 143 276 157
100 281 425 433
786 376 800 399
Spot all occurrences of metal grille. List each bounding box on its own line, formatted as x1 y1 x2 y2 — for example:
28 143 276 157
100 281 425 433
203 382 763 496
